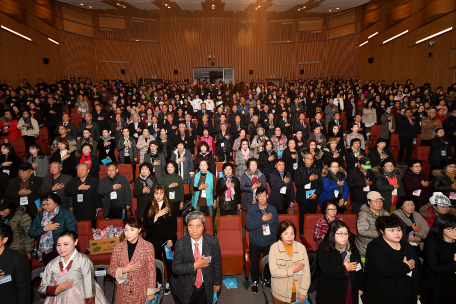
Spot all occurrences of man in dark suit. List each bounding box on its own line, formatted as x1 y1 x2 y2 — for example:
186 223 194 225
293 112 310 139
4 163 42 218
78 113 100 140
128 113 146 141
230 115 244 140
173 211 222 304
54 113 77 139
91 103 110 132
39 161 72 210
184 114 197 142
196 103 213 121
349 113 367 140
196 115 215 137
243 107 255 126
213 113 230 136
164 113 178 136
310 112 326 136
110 113 128 145
43 97 63 142
264 112 277 138
258 104 270 123
228 105 243 126
327 112 344 137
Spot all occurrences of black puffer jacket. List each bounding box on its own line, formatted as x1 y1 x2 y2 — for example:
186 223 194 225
432 169 455 203
216 175 241 211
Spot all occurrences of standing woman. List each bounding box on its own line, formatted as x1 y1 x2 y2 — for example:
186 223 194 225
301 140 323 170
258 140 278 182
76 143 100 179
367 138 393 168
190 159 216 217
362 100 377 129
216 162 241 215
345 138 366 172
402 160 432 209
240 158 268 211
313 199 343 247
77 129 97 155
269 220 311 304
25 144 49 177
161 161 184 216
108 217 158 304
133 163 159 218
194 141 216 175
170 140 194 184
136 128 154 163
317 220 363 304
235 138 254 181
158 128 172 161
97 129 117 164
374 159 405 213
420 214 456 304
49 139 76 176
250 127 268 159
117 127 138 177
143 185 177 295
144 140 166 181
363 216 420 304
320 160 349 210
0 143 22 179
282 138 302 177
38 230 109 304
323 137 345 169
380 106 395 141
17 110 39 149
429 128 452 172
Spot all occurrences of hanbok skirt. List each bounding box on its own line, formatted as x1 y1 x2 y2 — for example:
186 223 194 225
44 282 109 304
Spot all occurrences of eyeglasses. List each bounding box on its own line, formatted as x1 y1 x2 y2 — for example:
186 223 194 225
335 233 349 237
445 227 456 233
41 203 54 207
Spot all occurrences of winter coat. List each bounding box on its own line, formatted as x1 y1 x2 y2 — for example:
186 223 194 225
398 116 418 138
323 147 345 169
133 176 159 218
117 136 138 164
235 149 254 181
0 207 34 254
258 149 277 181
144 152 166 182
170 148 194 184
216 175 241 211
294 164 323 202
421 116 442 141
346 167 377 203
373 166 405 213
136 135 155 163
402 168 432 209
250 135 269 159
419 203 456 227
17 117 39 137
391 209 429 249
355 204 389 256
282 148 303 176
362 107 377 126
301 148 323 170
320 167 349 206
24 155 49 177
268 170 295 211
367 147 393 168
380 113 395 139
345 148 366 172
240 169 267 211
428 136 452 167
432 169 456 205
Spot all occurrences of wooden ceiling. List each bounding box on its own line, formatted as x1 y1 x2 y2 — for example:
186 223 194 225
57 0 371 20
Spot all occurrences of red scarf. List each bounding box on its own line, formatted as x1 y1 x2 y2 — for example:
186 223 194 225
81 154 92 169
386 176 398 205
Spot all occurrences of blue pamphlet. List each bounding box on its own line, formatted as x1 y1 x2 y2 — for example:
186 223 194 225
222 278 237 289
212 290 217 304
35 199 41 209
278 150 283 158
164 245 173 260
145 294 157 304
101 158 112 165
306 189 316 199
292 299 310 304
219 172 224 178
122 209 126 219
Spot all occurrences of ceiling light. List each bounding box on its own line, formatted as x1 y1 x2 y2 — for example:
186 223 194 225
303 6 306 8
48 38 59 44
383 30 409 44
298 9 300 11
415 27 453 44
168 6 170 8
336 7 339 9
1 25 31 41
359 40 368 47
123 6 126 8
368 32 378 39
212 6 215 9
329 10 332 12
89 6 92 8
117 3 120 5
258 5 261 7
136 39 138 41
80 3 83 5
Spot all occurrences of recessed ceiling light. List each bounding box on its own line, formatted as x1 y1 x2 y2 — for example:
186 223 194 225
212 6 215 9
123 5 126 8
303 6 306 8
80 3 83 5
168 6 170 8
117 3 120 5
136 40 138 41
258 5 261 7
298 8 300 11
336 7 339 9
89 5 92 8
329 9 332 12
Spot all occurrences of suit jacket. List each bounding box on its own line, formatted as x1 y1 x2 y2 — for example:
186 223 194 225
91 109 111 131
98 174 133 217
196 121 215 138
264 120 277 138
0 172 9 200
65 175 102 221
0 247 31 304
173 234 222 304
310 120 327 135
54 122 77 139
39 173 72 210
230 122 245 140
293 120 310 138
110 121 128 143
196 110 213 121
78 121 100 140
128 121 146 141
5 175 43 218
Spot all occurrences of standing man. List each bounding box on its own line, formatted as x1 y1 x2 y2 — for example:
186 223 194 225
268 159 295 214
346 157 377 215
43 97 63 142
97 163 132 219
245 186 279 294
40 162 72 210
78 113 100 140
398 108 417 166
173 211 222 304
294 152 323 235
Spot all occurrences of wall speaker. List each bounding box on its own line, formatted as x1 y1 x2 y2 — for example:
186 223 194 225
249 70 253 75
43 58 49 64
368 57 373 64
429 52 433 58
300 69 304 74
121 69 125 74
174 70 179 75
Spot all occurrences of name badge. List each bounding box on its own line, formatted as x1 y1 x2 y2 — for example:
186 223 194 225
413 189 421 196
124 150 129 156
450 192 456 200
280 186 287 194
221 143 224 147
304 183 311 189
20 196 28 206
95 270 106 277
293 163 298 170
110 191 117 200
3 169 10 175
392 189 398 196
363 186 370 192
262 224 270 236
442 150 447 156
169 191 175 200
334 190 339 197
77 194 84 202
201 190 206 198
407 271 412 277
0 275 12 284
356 263 362 272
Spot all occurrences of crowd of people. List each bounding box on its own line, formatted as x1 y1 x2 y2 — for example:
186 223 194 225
0 75 456 304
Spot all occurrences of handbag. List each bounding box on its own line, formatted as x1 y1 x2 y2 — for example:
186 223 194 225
181 199 195 224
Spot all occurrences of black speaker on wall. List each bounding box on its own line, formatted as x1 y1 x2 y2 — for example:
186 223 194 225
429 52 433 58
174 70 179 75
300 69 304 74
249 70 253 75
121 69 125 74
43 58 49 64
368 57 374 64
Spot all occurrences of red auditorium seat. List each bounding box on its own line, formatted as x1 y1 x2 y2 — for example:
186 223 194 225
217 215 244 275
96 218 123 229
204 216 213 235
176 217 184 240
368 125 381 149
77 220 112 265
417 146 431 175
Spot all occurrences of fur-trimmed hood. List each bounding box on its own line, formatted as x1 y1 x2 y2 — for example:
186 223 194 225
371 166 401 176
322 166 347 178
431 169 448 178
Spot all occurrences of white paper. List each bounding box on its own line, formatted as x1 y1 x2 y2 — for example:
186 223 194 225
280 187 287 194
110 191 118 200
20 196 28 206
95 270 106 276
169 191 175 200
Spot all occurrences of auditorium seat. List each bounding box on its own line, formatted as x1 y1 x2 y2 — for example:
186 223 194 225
131 186 137 216
7 138 25 153
118 164 134 183
77 220 112 265
340 214 357 235
204 216 213 235
390 134 400 160
417 146 431 175
302 214 320 251
176 217 184 240
217 215 244 275
96 218 123 229
70 113 83 124
368 125 381 149
37 126 50 141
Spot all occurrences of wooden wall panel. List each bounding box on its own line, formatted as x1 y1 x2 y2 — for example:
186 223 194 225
99 16 125 29
62 6 92 26
63 19 93 37
329 10 356 28
327 35 359 77
59 31 95 78
298 19 323 31
416 0 455 27
328 23 355 39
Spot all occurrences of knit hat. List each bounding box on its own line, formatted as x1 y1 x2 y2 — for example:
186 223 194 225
429 192 452 207
327 137 338 144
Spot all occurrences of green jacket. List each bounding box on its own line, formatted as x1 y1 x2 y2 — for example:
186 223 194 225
161 173 185 203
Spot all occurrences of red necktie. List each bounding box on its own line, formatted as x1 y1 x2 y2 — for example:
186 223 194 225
194 243 202 288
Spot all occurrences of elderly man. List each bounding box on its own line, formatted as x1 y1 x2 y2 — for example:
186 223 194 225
54 113 77 139
39 162 72 210
173 211 222 304
51 124 77 150
65 163 101 225
4 162 42 218
196 114 214 137
128 113 146 140
98 163 132 219
78 113 100 140
196 103 213 121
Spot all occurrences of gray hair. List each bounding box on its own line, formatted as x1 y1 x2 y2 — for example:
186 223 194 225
76 163 90 170
220 122 228 128
50 161 63 168
185 211 205 225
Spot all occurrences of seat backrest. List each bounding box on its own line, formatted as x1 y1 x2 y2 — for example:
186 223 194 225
71 113 82 124
390 134 400 147
77 220 92 253
136 164 140 178
38 127 49 141
217 215 241 235
99 165 108 180
176 217 184 240
131 187 137 216
8 138 25 153
204 216 213 235
370 125 381 137
96 218 123 229
184 184 189 194
118 164 133 182
304 214 320 251
417 146 431 162
278 214 301 242
216 162 224 178
340 214 357 235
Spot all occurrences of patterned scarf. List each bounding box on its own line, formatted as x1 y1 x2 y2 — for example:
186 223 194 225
223 175 235 200
38 205 60 261
336 242 352 286
384 169 397 178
